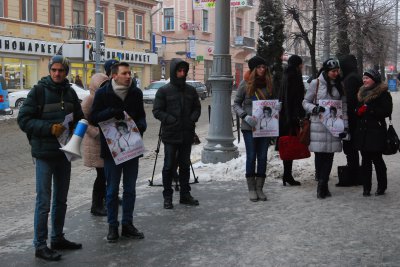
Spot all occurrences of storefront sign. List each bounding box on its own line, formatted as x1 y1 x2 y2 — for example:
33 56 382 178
0 36 62 56
193 0 252 9
82 41 157 65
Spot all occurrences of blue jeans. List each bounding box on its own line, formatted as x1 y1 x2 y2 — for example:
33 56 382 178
33 157 71 249
242 130 269 178
104 157 139 226
162 143 192 198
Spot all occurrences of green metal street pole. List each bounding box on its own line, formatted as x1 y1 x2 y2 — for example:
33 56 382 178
201 0 238 163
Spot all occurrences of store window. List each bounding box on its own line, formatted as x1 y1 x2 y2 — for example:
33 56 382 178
70 62 95 89
0 58 38 90
131 66 143 89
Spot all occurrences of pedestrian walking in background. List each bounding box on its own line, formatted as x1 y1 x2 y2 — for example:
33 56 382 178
354 69 393 197
338 54 363 186
233 55 279 202
302 58 348 199
90 62 147 243
153 58 201 209
74 74 84 88
18 55 83 261
81 73 109 217
278 54 305 186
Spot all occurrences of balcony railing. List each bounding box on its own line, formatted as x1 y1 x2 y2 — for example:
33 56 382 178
234 36 255 48
69 25 96 40
232 0 254 9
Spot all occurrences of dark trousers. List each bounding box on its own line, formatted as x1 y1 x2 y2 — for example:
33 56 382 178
314 152 334 184
343 140 361 184
94 167 106 200
162 143 192 198
360 151 387 192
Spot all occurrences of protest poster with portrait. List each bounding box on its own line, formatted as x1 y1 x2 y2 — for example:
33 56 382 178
252 100 279 138
318 99 344 137
98 112 145 165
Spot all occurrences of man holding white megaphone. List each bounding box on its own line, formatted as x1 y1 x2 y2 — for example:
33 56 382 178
18 55 84 261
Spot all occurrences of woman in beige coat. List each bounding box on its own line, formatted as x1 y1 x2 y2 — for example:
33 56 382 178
82 73 109 216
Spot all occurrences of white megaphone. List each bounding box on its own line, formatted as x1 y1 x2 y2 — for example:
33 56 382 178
60 119 88 161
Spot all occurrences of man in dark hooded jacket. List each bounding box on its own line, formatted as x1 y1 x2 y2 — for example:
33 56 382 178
338 54 363 186
153 58 201 209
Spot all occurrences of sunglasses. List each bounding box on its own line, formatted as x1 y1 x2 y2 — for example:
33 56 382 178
325 59 339 69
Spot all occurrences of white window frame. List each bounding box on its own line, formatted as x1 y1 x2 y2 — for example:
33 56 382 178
202 10 209 32
22 0 34 22
250 21 255 39
0 0 4 17
236 17 242 37
163 8 174 31
117 10 125 37
135 14 143 40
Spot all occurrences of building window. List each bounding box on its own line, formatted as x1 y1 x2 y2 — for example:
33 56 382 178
135 14 143 40
163 8 174 31
117 10 125 37
202 10 208 32
21 0 34 22
236 17 242 36
50 0 61 26
73 0 85 25
0 0 4 17
250 21 255 38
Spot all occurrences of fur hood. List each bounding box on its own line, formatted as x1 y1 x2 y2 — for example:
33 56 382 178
358 82 388 104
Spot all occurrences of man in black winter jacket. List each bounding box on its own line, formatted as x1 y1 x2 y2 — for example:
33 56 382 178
91 62 147 243
18 55 83 261
338 54 363 186
153 58 201 209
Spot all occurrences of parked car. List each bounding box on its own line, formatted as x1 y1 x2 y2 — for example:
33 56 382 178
302 75 310 91
8 83 89 109
186 80 207 100
142 79 207 104
143 80 167 104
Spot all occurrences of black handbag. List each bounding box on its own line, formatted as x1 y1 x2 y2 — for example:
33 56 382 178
383 117 400 155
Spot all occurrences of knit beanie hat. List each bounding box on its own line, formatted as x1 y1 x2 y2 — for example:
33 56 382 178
288 55 303 67
322 58 340 72
48 55 70 75
363 69 382 84
248 56 266 71
104 59 119 76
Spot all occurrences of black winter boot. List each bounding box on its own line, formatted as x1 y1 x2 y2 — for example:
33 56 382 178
107 225 119 243
317 182 326 199
121 224 144 239
91 190 107 216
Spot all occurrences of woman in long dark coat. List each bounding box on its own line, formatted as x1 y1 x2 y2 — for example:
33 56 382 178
278 55 305 186
354 69 393 196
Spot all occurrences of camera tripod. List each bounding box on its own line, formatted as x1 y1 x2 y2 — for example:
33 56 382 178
148 126 199 191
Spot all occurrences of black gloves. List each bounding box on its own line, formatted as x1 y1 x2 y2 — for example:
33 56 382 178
339 128 349 139
312 105 325 114
111 108 125 120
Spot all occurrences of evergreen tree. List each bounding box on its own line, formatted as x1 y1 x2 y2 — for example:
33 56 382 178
256 0 285 96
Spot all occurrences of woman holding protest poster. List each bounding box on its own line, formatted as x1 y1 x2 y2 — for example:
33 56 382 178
302 58 347 199
233 55 280 202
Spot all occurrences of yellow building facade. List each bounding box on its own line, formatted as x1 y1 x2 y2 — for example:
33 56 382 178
0 0 158 91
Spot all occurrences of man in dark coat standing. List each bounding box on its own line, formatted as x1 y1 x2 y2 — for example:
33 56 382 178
91 62 147 243
18 55 83 261
338 54 363 186
153 58 201 209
